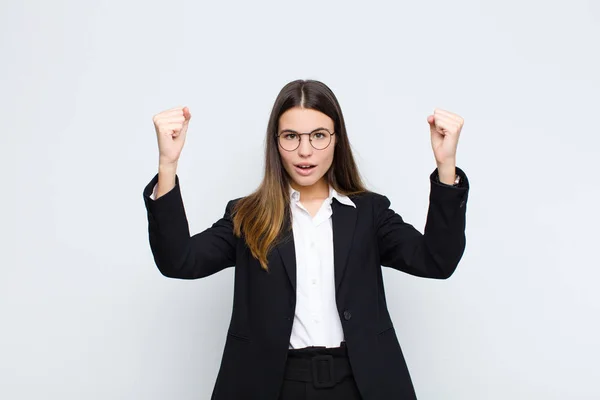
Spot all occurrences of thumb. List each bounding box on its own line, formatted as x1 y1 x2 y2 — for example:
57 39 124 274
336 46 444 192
183 106 192 123
427 114 435 126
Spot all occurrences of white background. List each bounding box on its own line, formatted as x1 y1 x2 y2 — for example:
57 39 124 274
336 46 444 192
1 0 599 398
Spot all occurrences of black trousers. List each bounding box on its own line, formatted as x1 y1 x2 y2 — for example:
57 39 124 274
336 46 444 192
277 342 363 400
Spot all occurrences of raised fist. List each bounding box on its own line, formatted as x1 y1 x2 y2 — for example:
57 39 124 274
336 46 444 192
152 106 192 165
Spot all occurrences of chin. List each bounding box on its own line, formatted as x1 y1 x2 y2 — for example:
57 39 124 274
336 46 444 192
295 177 319 186
285 168 322 187
294 175 325 188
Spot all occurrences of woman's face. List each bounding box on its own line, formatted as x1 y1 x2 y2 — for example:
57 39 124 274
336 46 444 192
277 107 337 190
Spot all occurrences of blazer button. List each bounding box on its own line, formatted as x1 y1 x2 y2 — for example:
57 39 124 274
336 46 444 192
460 200 466 208
343 310 352 321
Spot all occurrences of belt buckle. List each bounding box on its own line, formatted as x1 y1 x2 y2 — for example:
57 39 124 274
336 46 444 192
311 354 335 388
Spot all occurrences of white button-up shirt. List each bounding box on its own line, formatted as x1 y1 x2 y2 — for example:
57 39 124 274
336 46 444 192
150 182 357 349
288 184 356 349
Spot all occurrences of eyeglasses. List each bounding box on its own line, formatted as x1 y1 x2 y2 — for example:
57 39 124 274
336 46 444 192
275 128 335 151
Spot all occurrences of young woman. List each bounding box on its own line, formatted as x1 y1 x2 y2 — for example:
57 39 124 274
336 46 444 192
143 79 469 400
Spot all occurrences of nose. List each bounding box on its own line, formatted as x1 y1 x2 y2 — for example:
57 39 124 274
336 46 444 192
297 135 313 156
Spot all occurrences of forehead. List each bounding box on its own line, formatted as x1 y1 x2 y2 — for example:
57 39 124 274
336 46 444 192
278 107 334 132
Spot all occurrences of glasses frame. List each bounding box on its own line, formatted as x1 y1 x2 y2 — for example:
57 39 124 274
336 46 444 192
275 128 336 151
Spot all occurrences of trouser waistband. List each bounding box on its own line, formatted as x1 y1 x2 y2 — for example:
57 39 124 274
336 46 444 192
284 342 352 389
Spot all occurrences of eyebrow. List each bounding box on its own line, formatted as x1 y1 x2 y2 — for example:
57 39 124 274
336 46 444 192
279 127 331 134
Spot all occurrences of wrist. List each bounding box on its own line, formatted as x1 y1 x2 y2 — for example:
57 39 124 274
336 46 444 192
437 164 456 185
436 158 456 169
159 159 178 172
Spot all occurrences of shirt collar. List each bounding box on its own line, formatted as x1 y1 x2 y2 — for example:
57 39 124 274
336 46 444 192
288 184 356 208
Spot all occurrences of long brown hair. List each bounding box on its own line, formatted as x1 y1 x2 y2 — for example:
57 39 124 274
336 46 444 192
231 79 369 271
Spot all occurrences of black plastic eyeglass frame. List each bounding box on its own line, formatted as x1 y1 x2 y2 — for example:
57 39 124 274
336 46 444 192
275 129 336 151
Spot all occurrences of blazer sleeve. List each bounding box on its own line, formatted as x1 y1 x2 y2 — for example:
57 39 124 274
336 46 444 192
374 166 469 279
142 173 238 279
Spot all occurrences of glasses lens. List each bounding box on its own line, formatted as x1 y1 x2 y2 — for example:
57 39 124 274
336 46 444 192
310 130 331 150
279 132 300 151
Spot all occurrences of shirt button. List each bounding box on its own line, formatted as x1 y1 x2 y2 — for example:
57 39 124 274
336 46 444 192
343 310 352 321
312 278 317 285
310 241 315 248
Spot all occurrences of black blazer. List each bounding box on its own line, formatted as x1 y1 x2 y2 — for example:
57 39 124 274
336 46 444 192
142 166 469 400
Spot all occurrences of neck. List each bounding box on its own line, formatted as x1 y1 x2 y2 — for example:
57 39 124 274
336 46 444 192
291 178 330 201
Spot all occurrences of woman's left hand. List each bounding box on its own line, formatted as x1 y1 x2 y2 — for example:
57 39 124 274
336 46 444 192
427 108 464 166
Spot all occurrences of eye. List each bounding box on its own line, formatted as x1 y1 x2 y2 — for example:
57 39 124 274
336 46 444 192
312 131 329 139
282 133 297 140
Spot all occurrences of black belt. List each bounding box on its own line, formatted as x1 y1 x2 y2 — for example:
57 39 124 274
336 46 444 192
284 345 353 389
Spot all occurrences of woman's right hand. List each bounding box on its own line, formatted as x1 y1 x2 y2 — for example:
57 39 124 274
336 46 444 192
153 106 192 165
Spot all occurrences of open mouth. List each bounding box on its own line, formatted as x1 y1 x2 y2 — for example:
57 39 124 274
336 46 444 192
294 164 317 175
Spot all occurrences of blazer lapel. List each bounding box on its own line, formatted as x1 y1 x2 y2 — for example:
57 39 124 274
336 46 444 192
275 198 357 294
331 198 357 292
